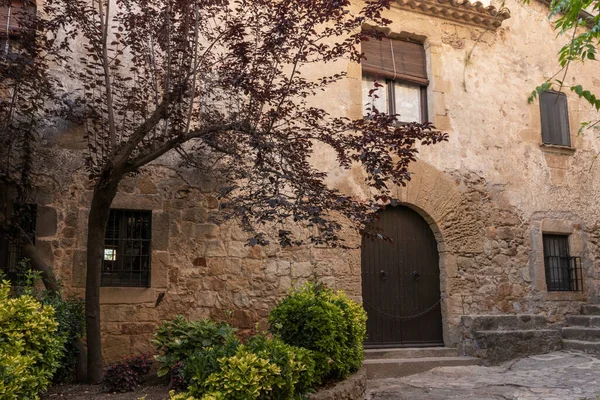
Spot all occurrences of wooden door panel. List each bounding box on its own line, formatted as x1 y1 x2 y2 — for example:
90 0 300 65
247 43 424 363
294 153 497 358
362 206 443 347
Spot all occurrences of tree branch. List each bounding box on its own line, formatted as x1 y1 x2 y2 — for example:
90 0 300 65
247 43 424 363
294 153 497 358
123 122 244 173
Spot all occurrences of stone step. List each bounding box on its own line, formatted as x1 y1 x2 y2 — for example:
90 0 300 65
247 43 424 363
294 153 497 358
582 305 600 316
364 347 458 360
563 339 600 354
562 327 600 342
364 356 482 379
461 314 547 331
471 329 562 363
566 315 600 328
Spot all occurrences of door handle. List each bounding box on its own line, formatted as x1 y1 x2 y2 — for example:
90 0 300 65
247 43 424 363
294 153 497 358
413 271 421 281
380 270 388 280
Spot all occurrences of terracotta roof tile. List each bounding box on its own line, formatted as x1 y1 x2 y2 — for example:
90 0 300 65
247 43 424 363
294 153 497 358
394 0 511 29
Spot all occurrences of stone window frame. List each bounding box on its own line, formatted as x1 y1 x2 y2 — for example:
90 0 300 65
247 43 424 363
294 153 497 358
96 195 169 305
101 208 153 288
530 218 587 301
350 26 447 132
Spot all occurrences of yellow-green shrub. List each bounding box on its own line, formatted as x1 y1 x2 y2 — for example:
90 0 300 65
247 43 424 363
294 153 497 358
268 281 367 382
202 349 282 400
0 280 64 399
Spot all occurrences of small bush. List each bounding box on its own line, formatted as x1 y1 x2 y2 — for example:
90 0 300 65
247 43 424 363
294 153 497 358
268 281 367 382
17 267 86 383
202 349 282 400
245 335 317 398
103 355 152 393
0 280 65 399
39 293 85 382
153 316 237 377
184 336 241 394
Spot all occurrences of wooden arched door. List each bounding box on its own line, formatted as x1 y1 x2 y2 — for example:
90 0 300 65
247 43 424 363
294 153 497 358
362 206 443 347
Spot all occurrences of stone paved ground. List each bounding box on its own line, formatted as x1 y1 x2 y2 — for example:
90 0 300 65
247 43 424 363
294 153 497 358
365 351 600 400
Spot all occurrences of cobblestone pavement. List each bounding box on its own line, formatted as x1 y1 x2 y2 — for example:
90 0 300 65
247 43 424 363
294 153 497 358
365 351 600 400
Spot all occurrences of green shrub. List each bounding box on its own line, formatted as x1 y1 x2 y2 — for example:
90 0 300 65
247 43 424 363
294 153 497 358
184 335 241 394
38 293 85 382
202 349 282 400
245 335 317 398
0 280 65 399
268 281 367 382
153 316 237 377
17 268 86 383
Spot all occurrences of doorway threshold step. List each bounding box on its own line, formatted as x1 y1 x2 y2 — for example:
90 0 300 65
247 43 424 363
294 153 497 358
364 356 482 379
364 347 458 360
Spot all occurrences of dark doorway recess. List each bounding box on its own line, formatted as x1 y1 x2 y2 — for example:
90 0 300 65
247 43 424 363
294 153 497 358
362 206 444 347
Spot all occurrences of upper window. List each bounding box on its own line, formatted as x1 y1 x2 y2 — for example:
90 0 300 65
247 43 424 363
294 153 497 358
0 203 37 283
361 36 428 123
540 91 571 146
542 234 582 292
102 209 152 288
1 0 36 61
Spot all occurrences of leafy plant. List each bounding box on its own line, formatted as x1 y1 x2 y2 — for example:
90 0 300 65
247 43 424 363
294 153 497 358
184 336 241 394
103 355 152 393
202 349 283 400
153 316 237 377
0 280 65 399
245 335 317 399
269 281 367 382
17 268 86 383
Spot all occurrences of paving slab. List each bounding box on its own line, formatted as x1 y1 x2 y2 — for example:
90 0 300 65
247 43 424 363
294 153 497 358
365 351 600 400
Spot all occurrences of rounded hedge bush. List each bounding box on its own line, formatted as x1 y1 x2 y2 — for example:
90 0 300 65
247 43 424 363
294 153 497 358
0 280 64 399
268 281 367 382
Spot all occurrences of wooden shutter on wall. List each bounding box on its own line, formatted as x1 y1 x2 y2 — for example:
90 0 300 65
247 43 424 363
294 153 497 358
361 37 428 86
540 91 571 146
1 0 35 36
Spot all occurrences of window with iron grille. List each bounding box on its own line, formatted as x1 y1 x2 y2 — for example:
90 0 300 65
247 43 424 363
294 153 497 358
1 0 36 62
540 91 571 146
102 209 152 287
543 234 583 292
361 36 429 124
0 203 37 283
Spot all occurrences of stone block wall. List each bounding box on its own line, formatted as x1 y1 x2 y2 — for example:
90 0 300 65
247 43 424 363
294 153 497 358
30 165 362 362
15 0 600 363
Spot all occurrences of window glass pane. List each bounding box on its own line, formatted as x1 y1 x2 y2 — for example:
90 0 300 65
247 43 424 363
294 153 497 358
362 75 388 115
104 248 116 261
394 81 422 123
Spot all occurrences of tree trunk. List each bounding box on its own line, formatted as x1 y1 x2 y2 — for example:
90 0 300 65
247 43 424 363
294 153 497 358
22 243 60 294
85 173 121 384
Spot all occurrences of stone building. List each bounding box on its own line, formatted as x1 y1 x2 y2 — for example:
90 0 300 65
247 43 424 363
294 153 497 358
2 0 600 363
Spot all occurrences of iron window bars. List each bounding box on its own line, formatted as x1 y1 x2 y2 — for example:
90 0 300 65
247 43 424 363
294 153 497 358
544 255 583 292
101 209 151 287
543 234 583 292
0 203 37 283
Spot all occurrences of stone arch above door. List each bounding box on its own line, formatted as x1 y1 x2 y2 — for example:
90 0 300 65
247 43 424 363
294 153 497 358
391 160 484 255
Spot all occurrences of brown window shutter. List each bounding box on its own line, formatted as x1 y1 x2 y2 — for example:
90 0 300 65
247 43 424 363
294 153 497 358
361 36 428 86
1 0 35 37
540 91 571 146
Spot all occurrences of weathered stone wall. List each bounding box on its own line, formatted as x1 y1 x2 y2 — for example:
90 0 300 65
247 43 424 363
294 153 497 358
31 165 361 361
23 0 600 362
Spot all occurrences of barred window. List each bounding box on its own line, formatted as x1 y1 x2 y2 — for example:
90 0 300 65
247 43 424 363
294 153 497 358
101 209 152 287
0 203 37 283
543 234 583 292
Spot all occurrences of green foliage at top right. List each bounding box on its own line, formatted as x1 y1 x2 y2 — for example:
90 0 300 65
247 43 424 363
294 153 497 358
0 280 65 399
152 316 237 377
268 281 367 383
525 0 600 131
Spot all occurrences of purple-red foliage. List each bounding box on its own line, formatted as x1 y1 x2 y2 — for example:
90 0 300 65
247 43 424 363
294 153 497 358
103 354 152 393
